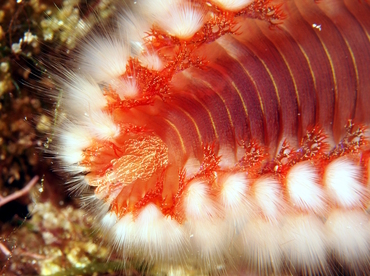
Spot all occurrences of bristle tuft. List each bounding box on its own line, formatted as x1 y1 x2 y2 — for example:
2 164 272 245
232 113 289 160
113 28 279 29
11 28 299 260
253 177 285 222
286 162 326 213
156 3 204 39
324 158 365 208
79 34 129 83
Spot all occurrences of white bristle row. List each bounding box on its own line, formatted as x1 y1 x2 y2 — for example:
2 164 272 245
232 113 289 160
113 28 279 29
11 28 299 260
96 158 370 273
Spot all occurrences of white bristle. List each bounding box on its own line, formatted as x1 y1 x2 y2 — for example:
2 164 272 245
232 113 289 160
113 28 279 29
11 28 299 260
326 210 370 269
101 211 118 233
162 218 188 263
79 34 129 83
220 173 249 211
184 181 221 220
139 52 164 71
183 157 201 178
58 126 91 166
281 214 327 274
62 73 106 116
83 110 120 140
136 0 181 22
111 213 136 254
117 9 152 52
156 3 204 39
220 173 252 235
286 162 326 213
239 218 282 274
187 219 230 270
133 204 187 262
111 77 139 100
211 0 254 11
183 181 228 269
324 157 365 208
253 177 285 222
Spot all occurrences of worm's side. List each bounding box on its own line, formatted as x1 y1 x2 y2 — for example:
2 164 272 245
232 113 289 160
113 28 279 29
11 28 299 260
53 0 370 274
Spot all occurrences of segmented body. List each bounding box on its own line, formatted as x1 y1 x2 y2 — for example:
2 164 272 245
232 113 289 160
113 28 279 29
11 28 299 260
55 0 370 274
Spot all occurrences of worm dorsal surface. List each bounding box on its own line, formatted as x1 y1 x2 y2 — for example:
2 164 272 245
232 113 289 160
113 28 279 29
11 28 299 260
54 0 370 274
